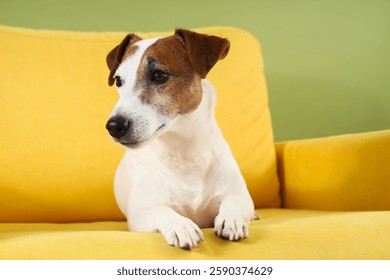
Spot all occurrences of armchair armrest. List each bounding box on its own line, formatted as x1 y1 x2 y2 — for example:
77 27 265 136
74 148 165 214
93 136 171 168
275 130 390 211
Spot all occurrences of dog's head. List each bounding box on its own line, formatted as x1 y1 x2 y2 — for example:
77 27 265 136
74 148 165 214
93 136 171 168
105 29 230 149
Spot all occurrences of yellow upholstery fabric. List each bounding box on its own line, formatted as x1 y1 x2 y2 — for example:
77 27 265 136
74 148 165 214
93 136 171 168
1 209 389 260
276 130 390 210
0 25 280 223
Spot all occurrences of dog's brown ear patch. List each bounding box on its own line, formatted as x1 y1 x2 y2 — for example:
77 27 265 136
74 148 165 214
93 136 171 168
174 29 230 79
106 34 142 86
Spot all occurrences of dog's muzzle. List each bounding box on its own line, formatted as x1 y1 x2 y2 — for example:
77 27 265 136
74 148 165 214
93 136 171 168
106 116 130 140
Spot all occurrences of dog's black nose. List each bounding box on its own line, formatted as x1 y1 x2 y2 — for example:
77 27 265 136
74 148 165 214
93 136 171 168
106 116 130 139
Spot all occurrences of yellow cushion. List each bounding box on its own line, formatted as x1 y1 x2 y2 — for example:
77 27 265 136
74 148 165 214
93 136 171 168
276 130 390 210
0 25 280 222
1 209 388 259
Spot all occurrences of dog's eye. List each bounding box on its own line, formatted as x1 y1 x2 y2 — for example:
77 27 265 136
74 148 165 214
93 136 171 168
114 76 123 87
150 70 169 85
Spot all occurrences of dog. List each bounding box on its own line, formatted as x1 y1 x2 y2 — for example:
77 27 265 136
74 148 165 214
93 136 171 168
105 29 257 249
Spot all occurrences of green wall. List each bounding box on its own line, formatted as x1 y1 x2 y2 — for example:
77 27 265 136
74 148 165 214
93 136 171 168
1 0 389 141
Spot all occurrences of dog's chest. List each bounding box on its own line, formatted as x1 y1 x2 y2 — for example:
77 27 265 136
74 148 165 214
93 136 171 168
159 151 212 203
157 152 221 227
160 151 209 176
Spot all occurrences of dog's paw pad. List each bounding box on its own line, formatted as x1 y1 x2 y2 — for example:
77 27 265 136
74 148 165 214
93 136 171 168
214 214 249 241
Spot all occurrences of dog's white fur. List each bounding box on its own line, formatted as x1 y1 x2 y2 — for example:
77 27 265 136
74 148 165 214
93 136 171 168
108 33 256 249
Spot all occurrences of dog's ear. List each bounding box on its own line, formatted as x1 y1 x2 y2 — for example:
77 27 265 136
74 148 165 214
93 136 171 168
106 34 142 86
174 29 230 79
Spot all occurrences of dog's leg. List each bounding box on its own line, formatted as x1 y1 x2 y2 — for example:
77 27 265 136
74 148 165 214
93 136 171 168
214 195 254 241
130 206 204 250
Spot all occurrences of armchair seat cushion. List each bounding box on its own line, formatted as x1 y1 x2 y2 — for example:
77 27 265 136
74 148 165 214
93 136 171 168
1 209 389 260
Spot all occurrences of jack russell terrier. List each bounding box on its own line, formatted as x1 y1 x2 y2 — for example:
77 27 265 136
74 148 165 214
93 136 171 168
105 29 257 249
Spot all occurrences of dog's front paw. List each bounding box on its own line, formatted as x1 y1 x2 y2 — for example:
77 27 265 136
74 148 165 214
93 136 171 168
160 217 204 250
214 213 249 241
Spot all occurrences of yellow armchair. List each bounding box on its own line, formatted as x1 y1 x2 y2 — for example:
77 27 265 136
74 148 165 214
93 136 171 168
276 131 390 211
0 25 389 259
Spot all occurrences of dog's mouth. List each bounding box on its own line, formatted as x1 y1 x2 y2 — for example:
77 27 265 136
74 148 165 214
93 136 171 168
156 124 166 132
118 124 166 149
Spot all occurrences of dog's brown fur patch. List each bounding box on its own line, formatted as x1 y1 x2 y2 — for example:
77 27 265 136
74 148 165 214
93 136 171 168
106 34 142 86
136 35 203 117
